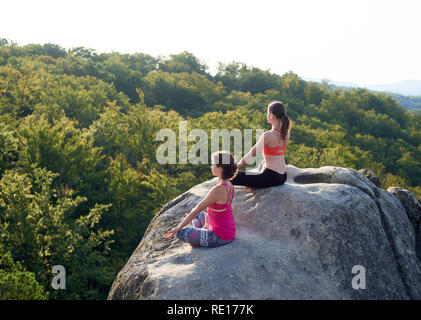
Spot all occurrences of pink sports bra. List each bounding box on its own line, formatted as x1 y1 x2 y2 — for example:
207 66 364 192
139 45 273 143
207 182 235 241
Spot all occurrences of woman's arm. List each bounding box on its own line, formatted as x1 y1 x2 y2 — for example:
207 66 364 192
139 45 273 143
237 132 266 169
203 212 209 229
164 186 221 238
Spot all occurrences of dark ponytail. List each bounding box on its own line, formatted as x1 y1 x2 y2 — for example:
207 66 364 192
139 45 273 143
268 100 292 140
212 151 238 180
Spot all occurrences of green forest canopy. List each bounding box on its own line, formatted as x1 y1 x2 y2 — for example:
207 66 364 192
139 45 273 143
0 39 420 299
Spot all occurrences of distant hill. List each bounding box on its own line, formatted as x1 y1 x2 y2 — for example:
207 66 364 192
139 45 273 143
303 77 360 88
390 94 421 113
366 80 421 96
304 78 421 96
304 77 421 113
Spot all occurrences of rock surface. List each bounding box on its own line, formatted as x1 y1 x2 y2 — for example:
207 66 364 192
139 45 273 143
386 187 421 229
358 168 381 188
108 165 421 300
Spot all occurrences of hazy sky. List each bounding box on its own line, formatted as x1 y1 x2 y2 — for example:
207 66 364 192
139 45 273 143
2 0 420 86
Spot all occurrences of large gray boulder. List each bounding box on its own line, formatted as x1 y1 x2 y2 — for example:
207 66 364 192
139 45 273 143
386 187 421 229
358 168 381 188
108 165 421 300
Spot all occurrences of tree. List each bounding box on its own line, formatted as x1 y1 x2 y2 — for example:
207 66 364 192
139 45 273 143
0 118 19 176
215 62 281 94
0 244 48 300
21 43 66 59
16 112 112 221
0 38 17 47
159 51 208 75
96 55 144 103
142 71 224 117
0 64 42 118
0 166 114 299
69 47 97 59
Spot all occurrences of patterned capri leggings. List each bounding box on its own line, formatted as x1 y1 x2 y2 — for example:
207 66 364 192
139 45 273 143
176 211 233 247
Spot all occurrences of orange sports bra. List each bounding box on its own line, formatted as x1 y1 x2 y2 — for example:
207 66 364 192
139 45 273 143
263 128 287 156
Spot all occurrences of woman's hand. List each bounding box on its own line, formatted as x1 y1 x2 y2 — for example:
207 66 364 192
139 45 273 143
163 227 180 239
163 212 189 239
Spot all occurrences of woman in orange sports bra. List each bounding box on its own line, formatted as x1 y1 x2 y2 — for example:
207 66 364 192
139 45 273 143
230 100 292 189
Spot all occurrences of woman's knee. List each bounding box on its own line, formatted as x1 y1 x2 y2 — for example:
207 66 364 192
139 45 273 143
175 228 186 240
176 227 200 244
231 171 260 187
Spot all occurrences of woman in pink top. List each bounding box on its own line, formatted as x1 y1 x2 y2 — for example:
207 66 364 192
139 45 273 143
164 151 237 247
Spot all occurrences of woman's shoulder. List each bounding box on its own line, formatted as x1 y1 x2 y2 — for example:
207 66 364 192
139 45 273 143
211 182 233 195
263 130 278 142
210 184 227 194
208 183 230 204
265 128 290 145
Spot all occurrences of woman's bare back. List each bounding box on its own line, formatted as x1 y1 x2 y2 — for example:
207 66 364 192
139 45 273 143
263 129 290 174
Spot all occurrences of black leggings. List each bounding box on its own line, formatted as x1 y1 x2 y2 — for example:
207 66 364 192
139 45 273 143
230 167 287 189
